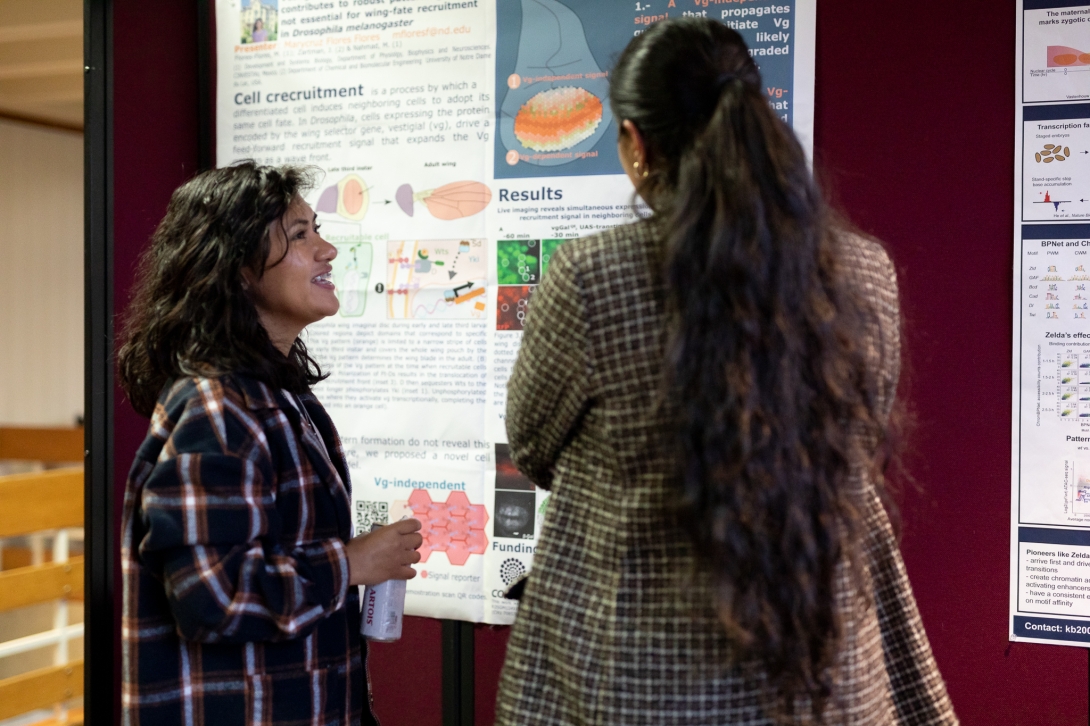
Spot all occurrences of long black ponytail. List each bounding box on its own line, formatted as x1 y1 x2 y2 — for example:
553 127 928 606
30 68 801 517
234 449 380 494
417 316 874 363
611 18 887 715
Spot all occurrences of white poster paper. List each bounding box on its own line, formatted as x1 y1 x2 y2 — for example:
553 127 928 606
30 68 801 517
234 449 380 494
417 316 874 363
1011 0 1090 647
217 0 816 624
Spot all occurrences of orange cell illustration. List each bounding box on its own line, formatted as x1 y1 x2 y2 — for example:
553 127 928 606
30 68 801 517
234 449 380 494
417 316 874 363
342 177 366 216
514 86 603 152
1048 46 1090 67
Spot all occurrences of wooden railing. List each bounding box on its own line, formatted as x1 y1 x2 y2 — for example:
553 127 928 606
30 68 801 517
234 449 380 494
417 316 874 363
0 427 83 464
0 427 84 725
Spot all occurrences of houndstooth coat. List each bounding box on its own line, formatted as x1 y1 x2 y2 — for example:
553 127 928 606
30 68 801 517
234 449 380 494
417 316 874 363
495 220 958 725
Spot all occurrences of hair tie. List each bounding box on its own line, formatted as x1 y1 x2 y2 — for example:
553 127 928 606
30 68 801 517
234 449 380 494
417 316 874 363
716 73 740 94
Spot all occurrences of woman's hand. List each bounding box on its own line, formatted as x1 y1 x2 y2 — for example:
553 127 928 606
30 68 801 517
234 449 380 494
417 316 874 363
346 519 423 586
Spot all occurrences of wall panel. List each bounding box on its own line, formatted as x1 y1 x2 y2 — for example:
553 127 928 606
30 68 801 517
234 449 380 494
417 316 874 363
0 119 83 426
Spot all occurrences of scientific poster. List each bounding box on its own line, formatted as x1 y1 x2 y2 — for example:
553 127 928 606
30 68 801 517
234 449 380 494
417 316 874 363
216 0 816 624
1011 0 1090 647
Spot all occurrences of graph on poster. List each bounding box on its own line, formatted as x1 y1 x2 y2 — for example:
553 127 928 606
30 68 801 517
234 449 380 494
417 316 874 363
1022 3 1090 103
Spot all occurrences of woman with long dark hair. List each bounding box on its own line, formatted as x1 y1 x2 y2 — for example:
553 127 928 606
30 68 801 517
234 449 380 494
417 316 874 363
118 162 421 725
496 18 956 725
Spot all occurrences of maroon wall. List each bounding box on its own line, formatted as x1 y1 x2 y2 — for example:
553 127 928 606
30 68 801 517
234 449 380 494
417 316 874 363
112 3 203 718
113 4 201 481
815 1 1086 723
108 1 1084 724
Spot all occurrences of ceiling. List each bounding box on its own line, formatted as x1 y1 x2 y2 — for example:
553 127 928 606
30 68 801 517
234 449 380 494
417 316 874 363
0 0 82 130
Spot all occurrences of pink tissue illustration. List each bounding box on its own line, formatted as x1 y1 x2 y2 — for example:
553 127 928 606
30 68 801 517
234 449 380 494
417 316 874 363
407 489 490 566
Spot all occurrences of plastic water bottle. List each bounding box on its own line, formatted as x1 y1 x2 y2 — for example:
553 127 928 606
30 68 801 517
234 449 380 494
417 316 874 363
360 524 406 642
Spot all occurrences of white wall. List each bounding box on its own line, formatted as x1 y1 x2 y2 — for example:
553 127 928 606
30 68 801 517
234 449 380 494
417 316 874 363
0 118 83 426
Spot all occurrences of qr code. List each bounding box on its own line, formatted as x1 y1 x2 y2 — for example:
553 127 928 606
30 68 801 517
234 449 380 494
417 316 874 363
355 500 389 535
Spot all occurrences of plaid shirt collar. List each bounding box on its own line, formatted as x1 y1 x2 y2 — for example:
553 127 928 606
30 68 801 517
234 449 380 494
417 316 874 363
234 376 353 527
234 375 287 411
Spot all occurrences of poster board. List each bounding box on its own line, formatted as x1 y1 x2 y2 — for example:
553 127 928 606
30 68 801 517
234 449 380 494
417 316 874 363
1010 0 1090 646
216 0 816 624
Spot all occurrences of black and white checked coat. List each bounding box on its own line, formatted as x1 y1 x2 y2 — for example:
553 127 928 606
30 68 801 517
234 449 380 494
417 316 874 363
496 221 958 725
121 374 377 726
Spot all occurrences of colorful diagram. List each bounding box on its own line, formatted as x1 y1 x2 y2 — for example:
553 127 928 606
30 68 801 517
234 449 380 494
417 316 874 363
395 181 492 220
386 239 487 320
332 240 373 317
496 0 613 175
1048 46 1090 67
406 490 489 566
514 87 603 153
316 173 369 221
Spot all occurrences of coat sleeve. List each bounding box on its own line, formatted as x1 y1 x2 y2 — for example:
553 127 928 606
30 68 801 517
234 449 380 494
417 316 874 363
505 243 592 489
136 379 351 644
858 244 958 723
873 244 902 423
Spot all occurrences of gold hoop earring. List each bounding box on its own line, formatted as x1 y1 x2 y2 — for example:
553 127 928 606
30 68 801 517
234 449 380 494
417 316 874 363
633 160 650 178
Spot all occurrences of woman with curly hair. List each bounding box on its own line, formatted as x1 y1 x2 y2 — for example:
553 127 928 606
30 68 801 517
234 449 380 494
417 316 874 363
496 18 957 725
117 162 421 725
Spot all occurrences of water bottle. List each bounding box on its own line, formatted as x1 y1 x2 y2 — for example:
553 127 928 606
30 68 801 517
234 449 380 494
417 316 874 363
360 524 407 642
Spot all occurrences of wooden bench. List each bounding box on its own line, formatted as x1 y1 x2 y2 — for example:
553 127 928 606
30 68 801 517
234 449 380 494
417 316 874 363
0 466 84 723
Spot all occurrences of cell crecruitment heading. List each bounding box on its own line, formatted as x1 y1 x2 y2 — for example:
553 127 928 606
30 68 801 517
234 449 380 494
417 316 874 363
235 85 368 105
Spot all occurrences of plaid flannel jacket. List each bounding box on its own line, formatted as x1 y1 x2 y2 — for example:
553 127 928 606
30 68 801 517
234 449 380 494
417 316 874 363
121 373 377 726
496 221 959 725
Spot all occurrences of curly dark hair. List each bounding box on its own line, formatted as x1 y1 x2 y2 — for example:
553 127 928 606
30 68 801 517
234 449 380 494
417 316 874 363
611 18 889 715
117 161 328 418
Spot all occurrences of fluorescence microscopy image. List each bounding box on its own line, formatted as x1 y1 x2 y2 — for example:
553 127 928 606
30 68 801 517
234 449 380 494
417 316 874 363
497 240 541 285
494 490 536 539
496 444 535 491
541 239 564 276
497 285 534 331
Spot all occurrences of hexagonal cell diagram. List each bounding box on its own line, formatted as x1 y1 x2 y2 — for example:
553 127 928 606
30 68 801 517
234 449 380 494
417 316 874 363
407 489 490 566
